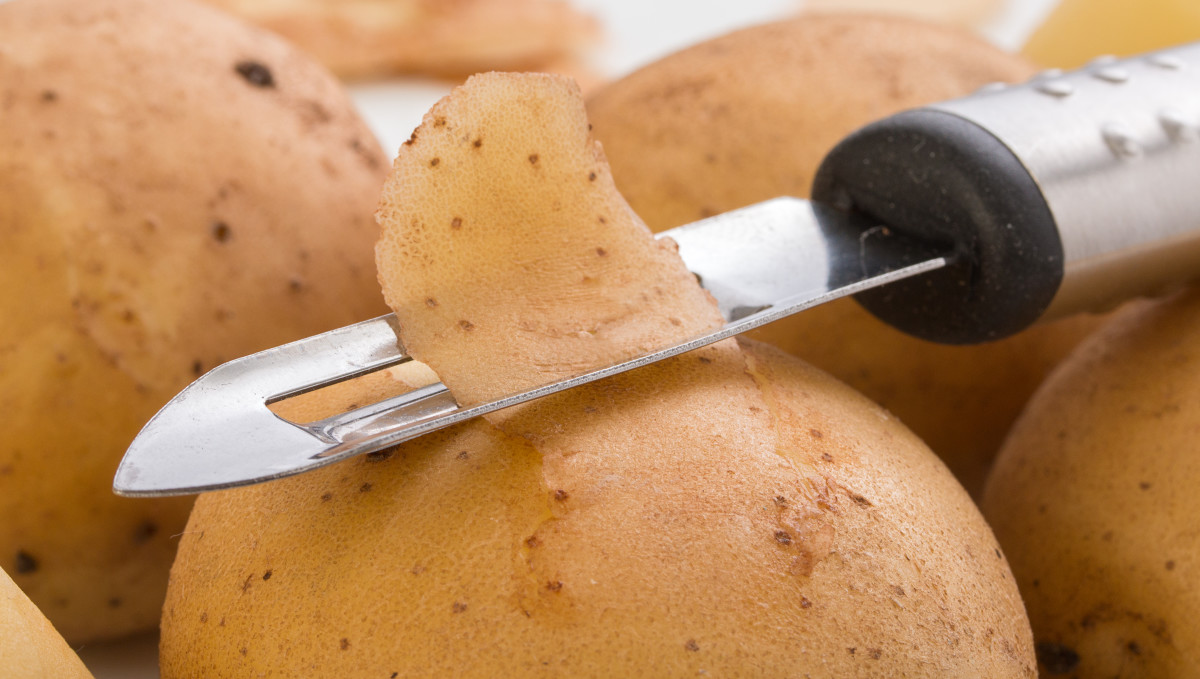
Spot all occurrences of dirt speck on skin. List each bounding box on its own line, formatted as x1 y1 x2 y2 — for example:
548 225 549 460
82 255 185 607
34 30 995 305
14 550 38 574
685 639 700 652
234 60 275 88
452 602 468 614
1035 641 1081 674
340 638 350 650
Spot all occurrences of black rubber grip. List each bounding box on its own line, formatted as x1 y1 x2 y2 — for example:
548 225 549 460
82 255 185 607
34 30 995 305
811 109 1063 344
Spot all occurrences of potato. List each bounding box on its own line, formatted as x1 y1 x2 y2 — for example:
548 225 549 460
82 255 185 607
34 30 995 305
0 0 388 642
201 0 598 80
160 72 1034 678
585 14 1105 496
0 568 92 679
982 288 1200 677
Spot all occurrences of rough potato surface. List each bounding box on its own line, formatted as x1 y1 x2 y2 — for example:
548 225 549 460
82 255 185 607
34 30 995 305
0 0 387 642
162 73 1033 678
585 14 1104 496
984 288 1200 677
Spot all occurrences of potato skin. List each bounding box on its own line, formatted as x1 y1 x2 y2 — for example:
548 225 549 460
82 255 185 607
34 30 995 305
585 14 1104 496
983 288 1200 677
0 0 387 642
0 568 92 679
162 340 1034 678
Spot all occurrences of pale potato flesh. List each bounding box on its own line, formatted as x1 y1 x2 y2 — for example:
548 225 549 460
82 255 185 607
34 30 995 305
0 568 92 679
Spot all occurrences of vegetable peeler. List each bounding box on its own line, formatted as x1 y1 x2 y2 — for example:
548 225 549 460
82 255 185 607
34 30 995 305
115 43 1200 497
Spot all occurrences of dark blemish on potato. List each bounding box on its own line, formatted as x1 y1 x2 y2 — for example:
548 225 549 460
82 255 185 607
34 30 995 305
995 548 1003 559
359 482 373 493
262 570 273 581
595 247 607 257
108 597 122 608
698 356 712 364
598 216 607 224
321 492 333 502
525 536 541 549
133 521 158 544
456 451 469 460
472 138 482 148
588 123 593 131
821 452 834 462
430 157 441 167
800 596 812 608
1032 579 1040 588
212 221 231 243
452 602 468 614
367 450 393 462
774 495 788 507
848 647 856 655
235 60 275 88
669 317 683 326
459 320 475 331
433 116 447 128
851 493 872 507
192 360 204 376
774 530 792 546
546 580 563 592
684 639 700 652
1139 481 1152 490
392 674 399 679
809 428 824 439
403 137 415 147
241 573 254 593
41 90 58 103
554 489 570 502
1036 642 1081 674
289 278 304 293
200 611 208 623
1166 560 1176 571
1127 640 1142 655
588 172 597 181
528 153 540 164
411 564 425 576
239 647 249 657
15 550 38 574
219 617 226 627
450 217 464 230
340 638 351 650
699 207 716 219
1102 531 1114 542
424 297 439 308
892 585 906 597
869 649 882 660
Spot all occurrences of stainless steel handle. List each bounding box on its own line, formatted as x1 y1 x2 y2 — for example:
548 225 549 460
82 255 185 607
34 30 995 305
933 43 1200 321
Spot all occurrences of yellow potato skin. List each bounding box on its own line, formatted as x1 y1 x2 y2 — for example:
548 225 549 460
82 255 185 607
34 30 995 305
163 341 1034 678
983 288 1200 677
0 568 92 679
0 0 387 642
585 14 1105 496
162 72 1033 678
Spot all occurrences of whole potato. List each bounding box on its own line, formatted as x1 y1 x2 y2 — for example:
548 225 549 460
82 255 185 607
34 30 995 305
585 14 1105 496
983 288 1200 677
161 72 1034 679
0 0 387 642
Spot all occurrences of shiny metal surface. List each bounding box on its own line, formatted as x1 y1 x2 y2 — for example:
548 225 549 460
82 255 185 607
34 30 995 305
932 42 1200 319
113 198 947 496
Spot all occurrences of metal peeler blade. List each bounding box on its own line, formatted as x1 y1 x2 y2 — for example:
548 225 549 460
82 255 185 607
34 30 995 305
113 198 949 497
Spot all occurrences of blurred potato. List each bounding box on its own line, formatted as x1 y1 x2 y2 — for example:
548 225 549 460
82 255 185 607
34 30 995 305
0 0 388 642
586 14 1106 496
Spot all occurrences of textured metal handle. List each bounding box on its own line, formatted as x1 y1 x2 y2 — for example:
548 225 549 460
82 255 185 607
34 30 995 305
933 42 1200 321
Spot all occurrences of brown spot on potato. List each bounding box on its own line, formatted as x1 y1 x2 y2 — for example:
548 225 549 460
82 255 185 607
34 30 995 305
359 482 373 493
234 60 274 88
869 648 882 660
41 89 58 102
546 580 563 592
320 492 333 502
1127 640 1141 655
340 638 350 650
429 157 441 167
800 596 812 608
239 647 248 657
1165 560 1176 571
133 521 158 544
821 453 834 462
410 564 425 575
528 153 539 164
774 495 788 507
425 298 438 308
262 570 273 581
289 277 304 293
588 171 597 181
525 536 541 549
684 639 700 652
1036 641 1080 674
108 597 122 608
595 247 607 256
774 530 792 546
452 602 468 613
192 360 204 376
851 493 872 507
698 356 712 364
451 217 463 230
15 550 38 574
554 489 569 501
472 138 482 148
809 428 823 439
456 450 470 460
212 221 231 243
366 450 394 462
459 320 474 331
200 612 208 623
